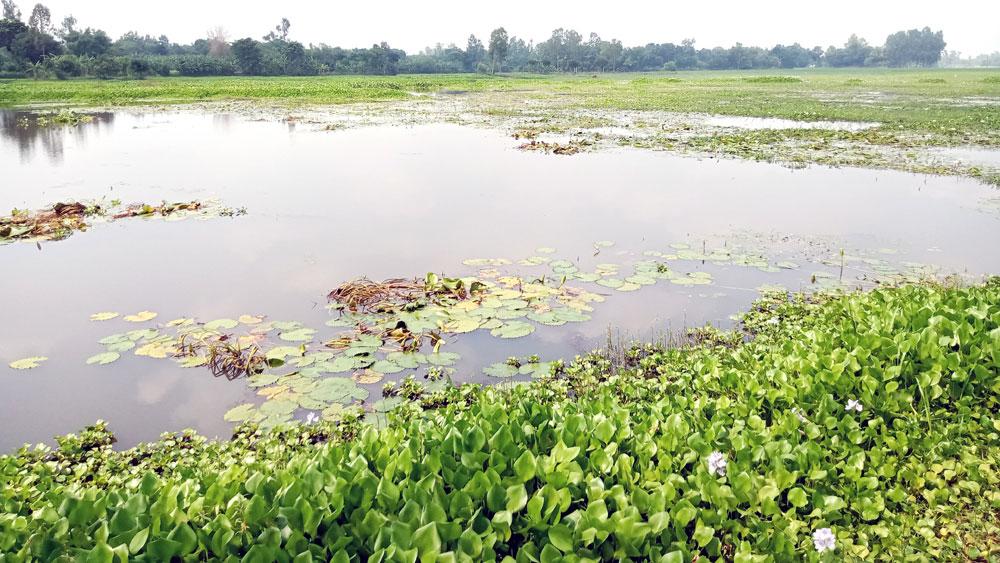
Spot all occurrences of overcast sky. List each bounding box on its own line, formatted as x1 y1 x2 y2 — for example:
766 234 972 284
26 0 1000 56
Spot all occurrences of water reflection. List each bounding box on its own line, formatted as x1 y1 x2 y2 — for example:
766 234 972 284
0 110 115 165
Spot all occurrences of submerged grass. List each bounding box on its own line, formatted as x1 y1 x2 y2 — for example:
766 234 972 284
1 279 998 560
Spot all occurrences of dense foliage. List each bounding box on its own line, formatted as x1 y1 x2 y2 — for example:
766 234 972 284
1 280 998 560
0 0 953 79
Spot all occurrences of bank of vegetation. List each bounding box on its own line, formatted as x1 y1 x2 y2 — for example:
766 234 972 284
1 279 997 560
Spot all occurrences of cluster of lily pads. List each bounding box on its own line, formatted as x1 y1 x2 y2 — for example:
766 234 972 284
5 234 963 430
0 199 246 245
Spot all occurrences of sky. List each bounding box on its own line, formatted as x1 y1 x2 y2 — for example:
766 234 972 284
24 0 1000 56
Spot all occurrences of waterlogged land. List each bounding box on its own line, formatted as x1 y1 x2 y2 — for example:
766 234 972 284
1 68 999 182
2 282 999 560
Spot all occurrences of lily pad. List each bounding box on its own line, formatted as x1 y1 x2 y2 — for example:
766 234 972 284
204 318 239 331
535 247 556 254
371 360 405 375
123 311 157 323
353 369 385 384
426 352 460 366
238 314 264 325
593 240 615 248
86 352 120 366
483 362 519 378
491 321 535 339
279 328 317 342
90 312 119 321
9 356 46 370
223 403 259 423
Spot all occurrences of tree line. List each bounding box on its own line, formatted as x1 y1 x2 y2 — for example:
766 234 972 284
0 1 953 79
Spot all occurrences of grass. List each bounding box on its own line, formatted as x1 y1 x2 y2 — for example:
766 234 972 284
1 280 998 560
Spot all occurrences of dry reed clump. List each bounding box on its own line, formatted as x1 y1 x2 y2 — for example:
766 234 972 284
0 202 97 241
327 278 432 313
175 334 267 380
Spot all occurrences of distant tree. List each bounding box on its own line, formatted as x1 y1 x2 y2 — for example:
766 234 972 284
2 0 20 21
65 28 111 57
26 3 48 33
206 26 229 57
487 27 508 73
55 13 73 38
884 27 945 67
231 37 262 74
825 34 873 67
0 16 26 50
465 34 484 71
771 43 814 68
11 27 59 61
263 18 290 42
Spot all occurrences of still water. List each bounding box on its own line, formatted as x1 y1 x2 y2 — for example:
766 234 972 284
1 109 998 450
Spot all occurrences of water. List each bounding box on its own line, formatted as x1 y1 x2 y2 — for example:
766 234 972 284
2 109 998 451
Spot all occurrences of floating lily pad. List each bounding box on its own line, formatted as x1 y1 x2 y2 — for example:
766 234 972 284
90 312 119 321
617 282 642 292
353 369 385 384
535 247 556 254
426 352 460 366
483 362 518 378
596 278 624 289
279 328 317 342
625 275 657 286
491 321 535 339
106 340 136 353
123 311 157 323
86 352 120 365
202 318 237 331
594 240 614 248
776 261 800 270
9 356 46 370
238 314 264 325
371 360 405 375
224 403 259 423
519 362 554 378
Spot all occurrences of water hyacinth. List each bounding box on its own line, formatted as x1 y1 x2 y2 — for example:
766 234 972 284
707 451 727 476
305 412 320 424
812 527 836 553
845 399 863 412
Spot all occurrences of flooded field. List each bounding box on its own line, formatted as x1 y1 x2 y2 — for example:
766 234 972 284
2 108 999 450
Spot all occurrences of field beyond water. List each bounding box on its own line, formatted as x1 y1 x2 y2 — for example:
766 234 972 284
1 281 998 560
3 68 997 183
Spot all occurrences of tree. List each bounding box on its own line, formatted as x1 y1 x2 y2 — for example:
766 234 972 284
464 34 484 71
65 28 111 57
11 27 59 61
884 27 945 67
487 27 508 74
264 18 290 42
825 34 873 67
206 26 229 57
26 2 48 33
2 0 20 21
56 13 73 38
231 37 262 74
0 16 26 50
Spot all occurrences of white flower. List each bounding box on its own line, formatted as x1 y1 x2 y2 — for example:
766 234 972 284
812 527 836 553
791 407 807 422
305 412 320 425
707 451 727 477
845 399 863 412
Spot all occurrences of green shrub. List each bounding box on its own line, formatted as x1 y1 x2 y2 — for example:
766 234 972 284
745 75 803 84
0 281 998 560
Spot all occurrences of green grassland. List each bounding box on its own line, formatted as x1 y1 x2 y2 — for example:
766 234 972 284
1 69 998 140
2 280 999 560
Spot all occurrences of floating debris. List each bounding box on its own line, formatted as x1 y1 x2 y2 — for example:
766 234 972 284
0 200 247 245
517 140 590 155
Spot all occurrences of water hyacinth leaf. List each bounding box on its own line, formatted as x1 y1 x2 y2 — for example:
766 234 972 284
9 356 47 370
86 352 120 366
483 363 518 378
223 404 259 423
90 312 119 321
204 318 239 331
279 328 316 342
491 321 535 339
123 311 157 323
